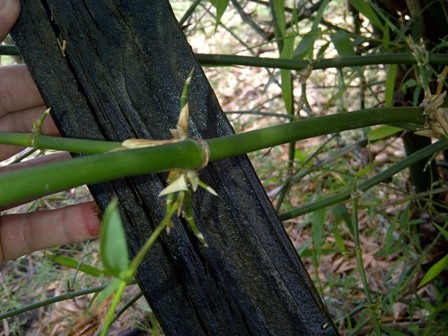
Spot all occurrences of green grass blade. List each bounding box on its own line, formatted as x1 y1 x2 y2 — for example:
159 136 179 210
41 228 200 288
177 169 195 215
418 254 448 288
312 0 330 30
293 28 321 60
331 30 356 57
210 0 230 30
385 64 397 107
46 255 105 278
433 223 448 241
271 0 286 37
281 33 295 114
367 125 403 141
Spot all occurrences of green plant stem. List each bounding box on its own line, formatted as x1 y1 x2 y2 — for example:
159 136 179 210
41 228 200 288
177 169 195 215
0 132 120 154
178 0 202 26
0 107 425 208
100 280 127 336
110 291 144 325
4 44 448 70
127 202 178 277
207 107 424 160
0 139 204 206
0 282 128 320
0 45 19 56
351 182 382 335
225 111 296 120
279 138 448 220
196 53 448 70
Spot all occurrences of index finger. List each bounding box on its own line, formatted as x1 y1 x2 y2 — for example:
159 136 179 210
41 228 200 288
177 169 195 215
0 201 101 263
0 0 20 41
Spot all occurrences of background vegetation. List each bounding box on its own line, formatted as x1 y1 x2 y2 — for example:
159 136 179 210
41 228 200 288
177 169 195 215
1 0 447 335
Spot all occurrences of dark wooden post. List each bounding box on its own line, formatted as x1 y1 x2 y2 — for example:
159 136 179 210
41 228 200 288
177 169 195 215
11 1 338 335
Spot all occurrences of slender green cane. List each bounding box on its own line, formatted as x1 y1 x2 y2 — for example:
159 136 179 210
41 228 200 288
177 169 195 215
196 53 448 70
0 132 120 154
127 201 179 276
0 107 426 208
3 44 448 69
0 139 204 206
0 282 131 320
100 280 127 336
110 291 144 326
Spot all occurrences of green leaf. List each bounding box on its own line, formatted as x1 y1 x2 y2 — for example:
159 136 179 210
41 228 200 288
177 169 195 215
418 254 448 288
401 78 418 93
385 64 397 107
300 248 340 258
281 33 295 114
296 240 312 256
293 28 321 60
331 30 365 80
348 0 384 30
331 30 356 57
292 0 329 60
46 254 108 278
382 326 408 336
332 225 347 255
355 164 374 177
312 0 330 30
100 198 130 277
210 0 230 30
367 125 403 141
272 0 286 37
433 223 448 241
332 204 353 235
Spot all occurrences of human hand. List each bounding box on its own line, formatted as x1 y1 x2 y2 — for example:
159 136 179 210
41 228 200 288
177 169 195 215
0 0 101 264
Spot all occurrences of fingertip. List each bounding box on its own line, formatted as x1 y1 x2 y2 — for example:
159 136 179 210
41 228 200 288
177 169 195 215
0 0 20 41
80 201 102 238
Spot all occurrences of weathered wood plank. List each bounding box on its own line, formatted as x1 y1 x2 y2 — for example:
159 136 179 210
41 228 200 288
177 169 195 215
12 1 338 334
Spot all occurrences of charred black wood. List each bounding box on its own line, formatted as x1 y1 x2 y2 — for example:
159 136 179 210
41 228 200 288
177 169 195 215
11 1 338 335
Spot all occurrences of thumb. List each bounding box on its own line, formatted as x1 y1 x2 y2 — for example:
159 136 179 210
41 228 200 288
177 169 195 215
0 0 20 41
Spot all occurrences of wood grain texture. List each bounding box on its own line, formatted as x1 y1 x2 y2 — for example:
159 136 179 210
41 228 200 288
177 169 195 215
11 1 338 334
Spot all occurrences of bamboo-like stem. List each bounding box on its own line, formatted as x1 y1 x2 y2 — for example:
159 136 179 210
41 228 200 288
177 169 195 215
109 291 144 326
2 44 448 70
0 282 134 320
0 107 426 208
100 280 127 336
196 53 448 70
0 140 204 206
207 107 424 160
0 132 120 154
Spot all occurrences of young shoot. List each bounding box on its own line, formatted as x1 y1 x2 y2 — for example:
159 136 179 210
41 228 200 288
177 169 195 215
97 68 217 335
